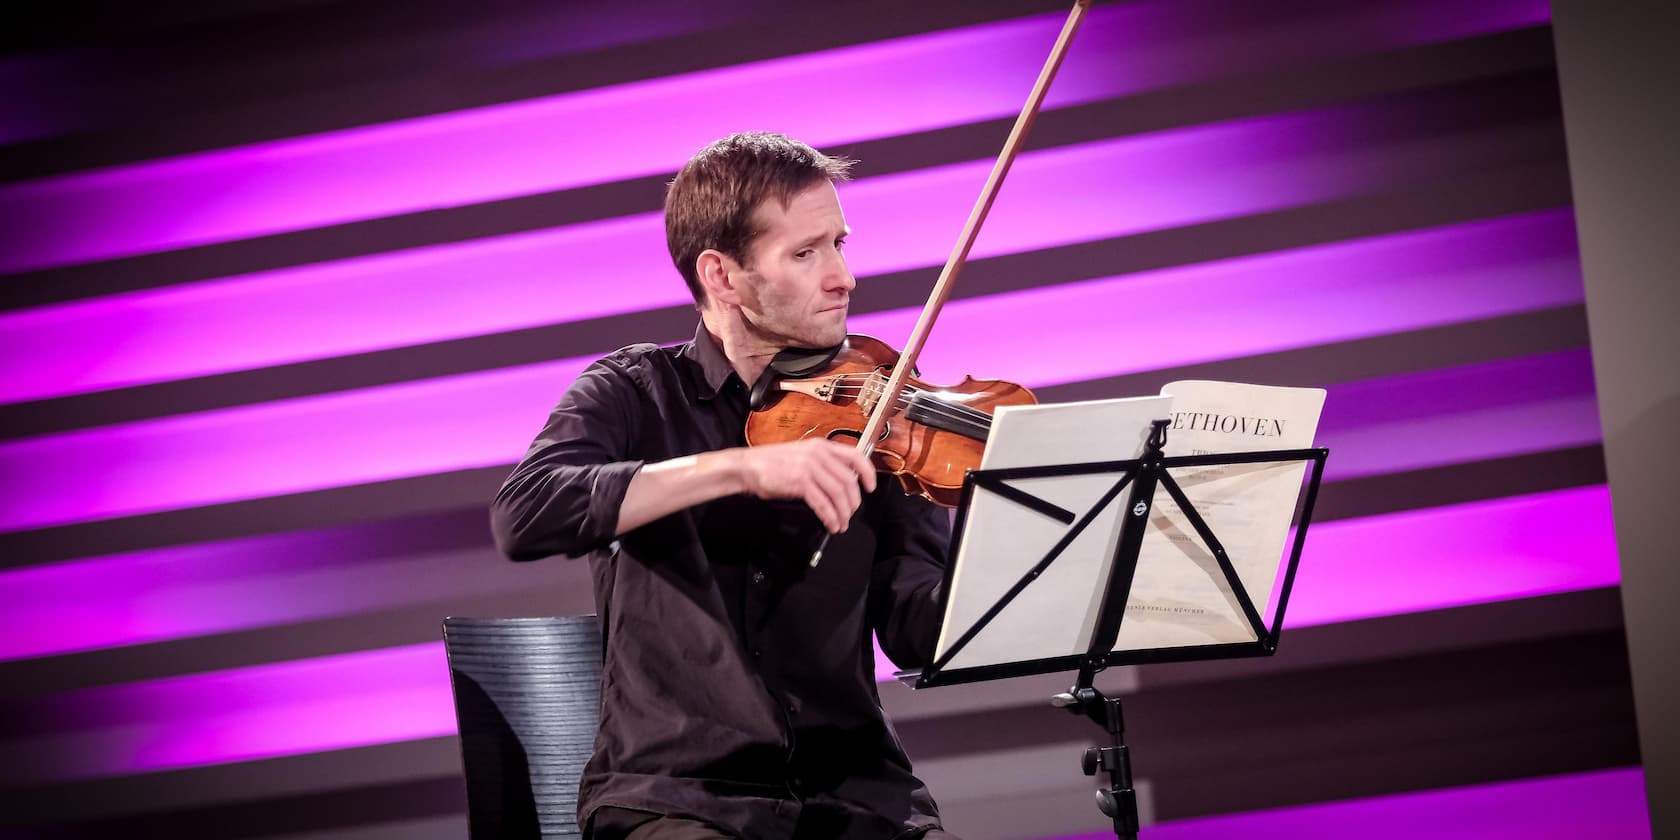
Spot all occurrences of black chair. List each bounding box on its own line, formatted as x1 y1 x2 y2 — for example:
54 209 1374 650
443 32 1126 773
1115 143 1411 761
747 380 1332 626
443 616 603 839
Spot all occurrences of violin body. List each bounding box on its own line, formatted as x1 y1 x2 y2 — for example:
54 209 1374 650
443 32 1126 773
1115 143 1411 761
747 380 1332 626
745 334 1036 507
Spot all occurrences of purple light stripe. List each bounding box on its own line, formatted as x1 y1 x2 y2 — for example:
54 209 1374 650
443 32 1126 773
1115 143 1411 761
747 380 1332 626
2 486 1617 781
909 485 1619 681
0 360 586 533
0 348 1599 660
2 98 1527 404
1054 767 1649 840
1286 485 1620 628
3 642 455 784
0 0 1551 273
857 209 1582 386
0 213 672 405
0 211 1583 532
1315 349 1602 481
0 529 563 663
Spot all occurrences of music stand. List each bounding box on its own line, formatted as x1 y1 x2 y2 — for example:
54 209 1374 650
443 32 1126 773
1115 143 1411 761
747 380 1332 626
909 418 1329 839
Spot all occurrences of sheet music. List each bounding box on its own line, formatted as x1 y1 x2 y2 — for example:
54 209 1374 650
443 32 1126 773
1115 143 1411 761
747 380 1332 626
931 382 1323 673
935 396 1170 671
1117 380 1324 650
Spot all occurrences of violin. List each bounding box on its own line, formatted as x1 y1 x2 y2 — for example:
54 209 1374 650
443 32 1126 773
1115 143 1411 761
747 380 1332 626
745 334 1036 508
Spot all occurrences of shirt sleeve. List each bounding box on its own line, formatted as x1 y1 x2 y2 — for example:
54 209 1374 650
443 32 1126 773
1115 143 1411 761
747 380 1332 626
490 352 648 561
867 487 953 669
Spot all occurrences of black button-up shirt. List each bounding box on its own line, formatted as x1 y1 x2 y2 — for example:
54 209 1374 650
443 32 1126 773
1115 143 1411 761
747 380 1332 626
490 324 951 839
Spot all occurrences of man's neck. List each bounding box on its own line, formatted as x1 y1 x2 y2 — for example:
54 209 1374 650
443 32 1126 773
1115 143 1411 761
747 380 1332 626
699 309 776 387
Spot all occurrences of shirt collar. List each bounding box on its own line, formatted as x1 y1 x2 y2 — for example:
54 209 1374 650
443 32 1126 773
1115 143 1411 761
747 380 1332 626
681 321 740 401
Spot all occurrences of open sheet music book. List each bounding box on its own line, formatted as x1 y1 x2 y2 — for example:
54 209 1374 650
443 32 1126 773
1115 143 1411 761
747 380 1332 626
932 381 1325 672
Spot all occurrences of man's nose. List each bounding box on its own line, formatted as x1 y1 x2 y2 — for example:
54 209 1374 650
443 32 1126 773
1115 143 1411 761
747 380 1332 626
828 255 856 292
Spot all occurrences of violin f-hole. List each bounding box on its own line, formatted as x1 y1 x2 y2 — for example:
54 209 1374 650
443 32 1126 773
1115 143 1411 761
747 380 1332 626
825 422 891 445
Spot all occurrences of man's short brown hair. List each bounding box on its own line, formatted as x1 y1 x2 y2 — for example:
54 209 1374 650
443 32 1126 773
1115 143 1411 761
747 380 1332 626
665 132 854 305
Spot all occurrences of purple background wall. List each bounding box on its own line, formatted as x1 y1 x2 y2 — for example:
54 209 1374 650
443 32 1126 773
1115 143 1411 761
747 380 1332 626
0 1 1650 837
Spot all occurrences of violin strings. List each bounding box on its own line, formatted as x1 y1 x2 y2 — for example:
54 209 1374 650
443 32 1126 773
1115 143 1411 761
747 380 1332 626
824 381 991 419
824 376 995 420
823 375 996 423
813 375 996 430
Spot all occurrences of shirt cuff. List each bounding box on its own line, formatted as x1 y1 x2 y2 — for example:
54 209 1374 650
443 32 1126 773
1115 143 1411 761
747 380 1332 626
585 459 645 546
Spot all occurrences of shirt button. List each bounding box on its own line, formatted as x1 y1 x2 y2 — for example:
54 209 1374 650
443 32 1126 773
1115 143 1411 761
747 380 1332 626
751 569 766 584
752 649 762 660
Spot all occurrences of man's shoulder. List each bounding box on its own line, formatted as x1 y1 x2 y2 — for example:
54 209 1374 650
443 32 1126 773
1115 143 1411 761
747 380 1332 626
595 341 686 372
584 341 691 391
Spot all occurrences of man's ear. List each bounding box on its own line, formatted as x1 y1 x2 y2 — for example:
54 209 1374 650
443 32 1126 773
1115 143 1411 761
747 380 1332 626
696 249 743 309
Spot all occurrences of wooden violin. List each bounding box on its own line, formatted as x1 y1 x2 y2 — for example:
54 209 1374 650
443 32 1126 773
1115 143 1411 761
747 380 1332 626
745 334 1036 507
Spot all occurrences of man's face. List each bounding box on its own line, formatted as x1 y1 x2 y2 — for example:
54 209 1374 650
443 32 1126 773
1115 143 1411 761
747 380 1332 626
731 180 855 350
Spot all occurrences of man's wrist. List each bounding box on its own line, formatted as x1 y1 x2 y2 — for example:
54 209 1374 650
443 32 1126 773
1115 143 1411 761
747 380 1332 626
699 447 750 496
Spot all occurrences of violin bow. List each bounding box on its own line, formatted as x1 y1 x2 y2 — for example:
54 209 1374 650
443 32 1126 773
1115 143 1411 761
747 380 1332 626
814 0 1093 566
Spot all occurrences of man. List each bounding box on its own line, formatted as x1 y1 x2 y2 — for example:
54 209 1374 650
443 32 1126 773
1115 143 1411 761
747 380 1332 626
491 132 957 839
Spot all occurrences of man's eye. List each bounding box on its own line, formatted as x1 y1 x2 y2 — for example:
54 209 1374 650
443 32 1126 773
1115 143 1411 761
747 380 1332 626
795 249 814 259
834 239 847 251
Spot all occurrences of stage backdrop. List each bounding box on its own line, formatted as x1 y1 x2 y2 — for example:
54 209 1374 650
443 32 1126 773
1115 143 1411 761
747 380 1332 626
0 1 1648 838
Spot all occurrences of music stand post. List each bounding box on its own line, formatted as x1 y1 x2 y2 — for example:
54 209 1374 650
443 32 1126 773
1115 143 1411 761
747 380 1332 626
914 419 1329 839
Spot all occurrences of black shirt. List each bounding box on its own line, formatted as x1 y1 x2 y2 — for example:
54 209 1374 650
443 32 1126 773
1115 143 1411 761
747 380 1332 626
490 323 951 839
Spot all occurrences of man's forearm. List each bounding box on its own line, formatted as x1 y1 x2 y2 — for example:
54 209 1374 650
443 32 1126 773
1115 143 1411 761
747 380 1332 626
616 449 748 535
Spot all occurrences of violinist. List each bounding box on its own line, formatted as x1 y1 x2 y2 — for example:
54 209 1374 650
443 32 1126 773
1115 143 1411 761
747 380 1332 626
491 132 959 840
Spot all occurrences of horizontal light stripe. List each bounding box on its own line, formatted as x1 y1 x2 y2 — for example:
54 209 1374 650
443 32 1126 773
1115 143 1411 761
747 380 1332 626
1286 485 1620 627
0 485 1616 780
0 0 1550 272
1058 767 1649 840
872 209 1581 385
0 360 569 533
0 642 455 784
0 348 1597 660
0 96 1556 404
1316 348 1601 480
0 211 1582 532
0 538 574 664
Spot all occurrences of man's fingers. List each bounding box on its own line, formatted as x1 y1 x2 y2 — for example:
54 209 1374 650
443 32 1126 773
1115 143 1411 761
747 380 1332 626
809 460 859 532
821 439 879 494
803 479 843 533
740 440 880 530
820 451 863 518
849 448 878 493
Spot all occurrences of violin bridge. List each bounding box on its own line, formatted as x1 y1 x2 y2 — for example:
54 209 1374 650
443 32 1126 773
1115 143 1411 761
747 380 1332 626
857 371 887 414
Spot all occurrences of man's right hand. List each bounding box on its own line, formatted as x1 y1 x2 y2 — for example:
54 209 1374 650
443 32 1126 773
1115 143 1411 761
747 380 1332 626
734 438 878 533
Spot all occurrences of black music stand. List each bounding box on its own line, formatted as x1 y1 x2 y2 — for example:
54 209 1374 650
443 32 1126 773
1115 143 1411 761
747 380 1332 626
910 419 1329 839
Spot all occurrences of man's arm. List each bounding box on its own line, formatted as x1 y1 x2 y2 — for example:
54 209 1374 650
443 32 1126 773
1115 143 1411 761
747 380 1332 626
619 440 877 536
491 354 645 561
492 352 880 560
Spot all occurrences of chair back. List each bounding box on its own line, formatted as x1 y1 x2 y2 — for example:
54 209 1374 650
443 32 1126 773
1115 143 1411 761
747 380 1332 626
443 615 603 839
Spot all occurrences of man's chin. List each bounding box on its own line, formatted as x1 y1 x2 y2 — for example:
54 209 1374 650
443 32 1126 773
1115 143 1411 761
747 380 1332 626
813 322 849 348
780 321 846 351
